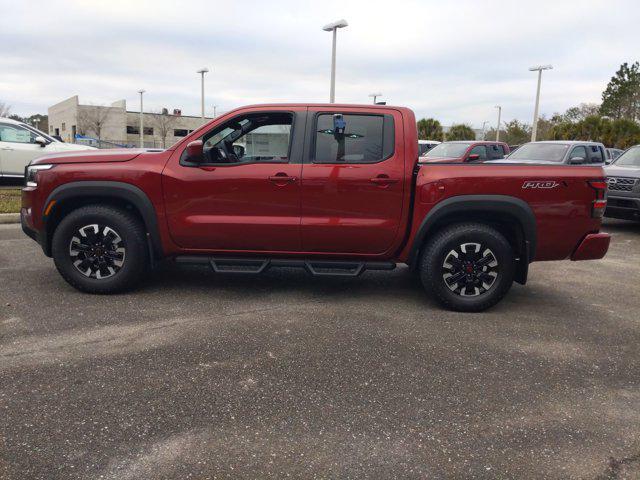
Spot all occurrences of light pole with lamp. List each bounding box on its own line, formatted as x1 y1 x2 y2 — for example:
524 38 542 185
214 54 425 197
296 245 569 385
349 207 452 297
137 90 145 148
368 93 382 104
197 68 209 123
529 64 553 141
322 19 348 103
495 105 502 142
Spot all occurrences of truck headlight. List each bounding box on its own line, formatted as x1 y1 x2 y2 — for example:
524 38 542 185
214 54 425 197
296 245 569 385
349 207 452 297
25 164 54 187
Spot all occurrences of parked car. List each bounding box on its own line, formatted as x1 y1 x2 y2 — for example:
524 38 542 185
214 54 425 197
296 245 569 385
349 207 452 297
0 117 95 178
420 140 510 163
604 145 640 222
21 103 610 312
492 140 607 165
605 147 624 164
418 139 441 156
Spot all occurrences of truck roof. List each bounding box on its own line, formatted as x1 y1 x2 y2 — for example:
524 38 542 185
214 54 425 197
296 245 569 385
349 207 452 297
231 103 408 110
529 140 604 146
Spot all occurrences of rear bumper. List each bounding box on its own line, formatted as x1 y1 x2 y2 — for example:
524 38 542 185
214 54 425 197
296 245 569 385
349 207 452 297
570 233 610 261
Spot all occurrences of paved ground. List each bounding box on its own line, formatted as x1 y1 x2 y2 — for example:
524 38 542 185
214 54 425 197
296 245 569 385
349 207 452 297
1 219 639 479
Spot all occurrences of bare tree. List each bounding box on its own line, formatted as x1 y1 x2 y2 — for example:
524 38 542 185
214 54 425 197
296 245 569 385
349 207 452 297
77 106 113 141
149 110 179 148
0 101 11 117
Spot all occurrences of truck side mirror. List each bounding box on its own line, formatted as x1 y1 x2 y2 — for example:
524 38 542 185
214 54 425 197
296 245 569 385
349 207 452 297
569 156 585 165
467 153 480 161
34 136 48 147
185 140 204 162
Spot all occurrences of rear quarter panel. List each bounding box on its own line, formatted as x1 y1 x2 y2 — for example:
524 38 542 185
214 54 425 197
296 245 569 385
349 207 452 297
401 164 605 262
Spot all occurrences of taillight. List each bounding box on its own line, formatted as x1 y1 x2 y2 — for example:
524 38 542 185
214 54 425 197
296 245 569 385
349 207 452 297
588 179 607 218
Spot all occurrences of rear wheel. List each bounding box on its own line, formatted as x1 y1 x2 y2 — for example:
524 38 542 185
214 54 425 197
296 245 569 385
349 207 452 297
420 223 515 312
52 205 149 293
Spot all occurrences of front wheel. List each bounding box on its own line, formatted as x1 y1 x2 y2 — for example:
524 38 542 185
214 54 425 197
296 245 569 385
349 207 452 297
52 205 149 293
420 223 515 312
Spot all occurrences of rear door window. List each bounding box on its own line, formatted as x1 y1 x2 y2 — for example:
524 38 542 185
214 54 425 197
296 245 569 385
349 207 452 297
488 144 504 160
589 146 604 163
314 114 394 163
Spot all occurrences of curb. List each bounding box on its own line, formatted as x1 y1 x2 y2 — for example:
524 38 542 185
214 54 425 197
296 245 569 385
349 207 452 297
0 213 20 224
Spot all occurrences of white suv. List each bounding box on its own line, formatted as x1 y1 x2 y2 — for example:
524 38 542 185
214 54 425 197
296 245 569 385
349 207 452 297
0 117 96 178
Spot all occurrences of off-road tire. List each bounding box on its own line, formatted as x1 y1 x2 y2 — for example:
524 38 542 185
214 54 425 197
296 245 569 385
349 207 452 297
52 205 149 293
420 223 515 312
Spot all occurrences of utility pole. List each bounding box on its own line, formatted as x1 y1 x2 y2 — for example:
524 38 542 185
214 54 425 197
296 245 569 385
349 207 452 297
481 121 488 140
197 68 209 123
138 90 145 148
495 105 502 142
323 20 348 103
529 65 553 141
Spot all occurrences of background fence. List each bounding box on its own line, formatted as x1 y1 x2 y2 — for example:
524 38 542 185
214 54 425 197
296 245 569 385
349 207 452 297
75 137 168 149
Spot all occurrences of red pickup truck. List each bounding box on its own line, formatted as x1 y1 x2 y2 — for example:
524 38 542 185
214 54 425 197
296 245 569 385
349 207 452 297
21 104 610 311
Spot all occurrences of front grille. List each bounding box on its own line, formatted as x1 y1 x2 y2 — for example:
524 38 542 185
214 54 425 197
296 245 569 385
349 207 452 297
607 176 638 192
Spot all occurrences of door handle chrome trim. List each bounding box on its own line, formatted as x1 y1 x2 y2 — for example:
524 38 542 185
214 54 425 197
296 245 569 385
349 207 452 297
268 175 297 183
369 177 399 185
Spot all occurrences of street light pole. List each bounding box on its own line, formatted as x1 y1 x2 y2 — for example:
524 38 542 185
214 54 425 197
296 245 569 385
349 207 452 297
495 105 502 142
197 68 209 123
529 64 553 141
368 93 382 104
213 105 218 118
481 121 488 140
138 89 145 148
323 19 348 103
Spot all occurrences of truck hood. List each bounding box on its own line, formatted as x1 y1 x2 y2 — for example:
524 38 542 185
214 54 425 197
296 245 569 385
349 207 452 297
604 164 640 178
484 159 560 165
31 148 158 165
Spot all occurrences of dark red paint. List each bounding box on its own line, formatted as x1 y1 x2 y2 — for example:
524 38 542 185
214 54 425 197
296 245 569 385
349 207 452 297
23 103 609 265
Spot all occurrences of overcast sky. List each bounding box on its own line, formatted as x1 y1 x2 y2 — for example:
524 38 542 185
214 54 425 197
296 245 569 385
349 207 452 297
1 0 638 127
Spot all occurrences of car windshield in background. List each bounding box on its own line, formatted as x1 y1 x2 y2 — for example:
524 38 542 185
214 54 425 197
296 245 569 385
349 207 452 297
424 143 468 158
614 146 640 167
507 143 569 162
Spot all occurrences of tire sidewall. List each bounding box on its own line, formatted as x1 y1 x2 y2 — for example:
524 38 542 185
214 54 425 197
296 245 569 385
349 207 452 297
421 224 515 312
52 206 147 293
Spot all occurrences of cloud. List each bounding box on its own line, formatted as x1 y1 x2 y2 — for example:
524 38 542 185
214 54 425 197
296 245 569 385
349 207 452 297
1 0 638 126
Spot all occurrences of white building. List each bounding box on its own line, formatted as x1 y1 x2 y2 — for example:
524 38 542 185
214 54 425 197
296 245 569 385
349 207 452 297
48 96 212 148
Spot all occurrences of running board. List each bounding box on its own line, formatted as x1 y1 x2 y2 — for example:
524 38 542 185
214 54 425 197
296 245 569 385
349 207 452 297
174 256 396 277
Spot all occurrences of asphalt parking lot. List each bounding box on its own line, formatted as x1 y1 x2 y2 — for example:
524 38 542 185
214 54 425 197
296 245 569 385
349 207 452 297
1 219 639 479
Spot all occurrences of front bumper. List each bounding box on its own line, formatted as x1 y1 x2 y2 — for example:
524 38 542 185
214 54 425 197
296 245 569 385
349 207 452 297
570 233 611 261
605 195 640 221
20 206 48 255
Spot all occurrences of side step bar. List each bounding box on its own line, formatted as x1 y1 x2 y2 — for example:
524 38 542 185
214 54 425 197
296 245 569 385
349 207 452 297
174 256 396 277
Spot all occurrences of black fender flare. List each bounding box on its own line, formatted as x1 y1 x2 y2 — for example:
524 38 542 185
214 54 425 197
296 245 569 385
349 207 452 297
408 194 537 266
42 181 163 258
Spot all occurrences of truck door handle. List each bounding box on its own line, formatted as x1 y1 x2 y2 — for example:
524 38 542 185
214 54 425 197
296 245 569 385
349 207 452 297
268 174 297 184
370 176 399 186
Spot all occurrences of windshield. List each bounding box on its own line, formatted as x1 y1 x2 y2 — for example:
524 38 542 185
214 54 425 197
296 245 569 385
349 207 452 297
424 143 469 158
613 146 640 167
507 143 569 162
